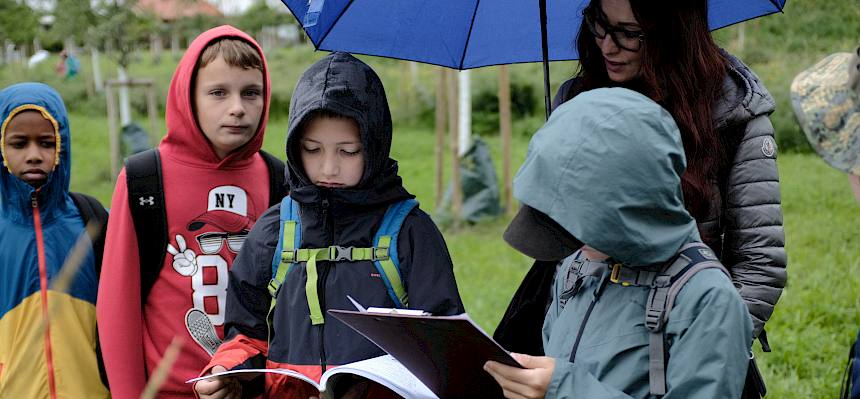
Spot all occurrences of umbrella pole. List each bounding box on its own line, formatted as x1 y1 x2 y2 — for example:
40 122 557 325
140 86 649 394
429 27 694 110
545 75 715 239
540 0 551 120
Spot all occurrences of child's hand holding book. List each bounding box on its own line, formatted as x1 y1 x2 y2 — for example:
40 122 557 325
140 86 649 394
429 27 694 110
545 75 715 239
194 365 242 399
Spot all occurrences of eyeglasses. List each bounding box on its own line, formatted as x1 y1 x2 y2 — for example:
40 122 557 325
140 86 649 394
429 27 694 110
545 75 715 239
196 231 248 254
584 7 645 52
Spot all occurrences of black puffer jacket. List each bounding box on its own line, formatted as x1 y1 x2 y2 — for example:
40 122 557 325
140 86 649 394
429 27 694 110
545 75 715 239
210 53 463 393
551 53 787 336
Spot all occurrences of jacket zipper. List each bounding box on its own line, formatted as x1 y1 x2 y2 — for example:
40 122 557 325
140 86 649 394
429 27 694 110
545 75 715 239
568 271 610 364
32 192 58 399
317 197 330 372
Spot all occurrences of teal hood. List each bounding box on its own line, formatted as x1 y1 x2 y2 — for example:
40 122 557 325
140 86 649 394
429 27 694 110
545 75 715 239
0 83 72 223
513 87 699 266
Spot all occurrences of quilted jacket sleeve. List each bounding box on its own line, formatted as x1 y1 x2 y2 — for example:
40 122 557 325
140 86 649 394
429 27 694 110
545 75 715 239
721 114 787 337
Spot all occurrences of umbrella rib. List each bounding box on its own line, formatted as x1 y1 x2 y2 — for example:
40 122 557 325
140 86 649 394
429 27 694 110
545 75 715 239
767 0 785 11
457 0 482 70
316 0 357 50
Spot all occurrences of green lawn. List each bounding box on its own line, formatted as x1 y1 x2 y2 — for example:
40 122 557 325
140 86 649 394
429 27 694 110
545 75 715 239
67 112 858 396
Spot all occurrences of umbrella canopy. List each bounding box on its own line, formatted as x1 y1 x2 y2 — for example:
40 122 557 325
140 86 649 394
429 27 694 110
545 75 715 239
281 0 786 115
282 0 785 69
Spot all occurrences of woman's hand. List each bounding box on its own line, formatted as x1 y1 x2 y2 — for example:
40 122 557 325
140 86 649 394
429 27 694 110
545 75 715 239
484 353 555 399
194 365 242 399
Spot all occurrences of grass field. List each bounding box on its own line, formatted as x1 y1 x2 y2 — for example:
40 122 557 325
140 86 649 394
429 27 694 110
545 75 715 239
65 112 859 397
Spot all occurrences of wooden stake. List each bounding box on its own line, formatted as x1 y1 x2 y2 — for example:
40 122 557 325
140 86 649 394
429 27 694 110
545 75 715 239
105 85 120 182
448 70 462 227
146 86 159 145
435 68 447 209
499 65 513 214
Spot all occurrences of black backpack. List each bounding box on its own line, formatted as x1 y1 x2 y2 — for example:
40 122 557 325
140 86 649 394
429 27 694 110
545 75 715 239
68 191 110 389
124 148 287 303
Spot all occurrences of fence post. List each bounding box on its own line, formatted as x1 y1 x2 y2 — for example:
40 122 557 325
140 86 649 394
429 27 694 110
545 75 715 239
435 68 447 209
105 84 120 181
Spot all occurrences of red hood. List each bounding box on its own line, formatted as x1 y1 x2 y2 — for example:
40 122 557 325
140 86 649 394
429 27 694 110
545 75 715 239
161 25 271 168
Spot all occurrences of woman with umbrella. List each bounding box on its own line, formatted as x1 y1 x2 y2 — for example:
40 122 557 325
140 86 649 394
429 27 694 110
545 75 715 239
494 0 785 396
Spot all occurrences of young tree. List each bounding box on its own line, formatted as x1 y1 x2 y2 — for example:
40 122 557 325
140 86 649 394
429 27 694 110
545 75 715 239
0 0 39 46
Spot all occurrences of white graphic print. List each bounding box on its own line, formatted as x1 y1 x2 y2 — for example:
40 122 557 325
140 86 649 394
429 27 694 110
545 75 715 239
167 234 198 277
168 233 230 326
170 185 254 329
206 185 248 216
191 255 229 325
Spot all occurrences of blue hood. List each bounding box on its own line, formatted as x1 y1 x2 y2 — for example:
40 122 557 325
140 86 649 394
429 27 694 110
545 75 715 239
0 83 72 222
514 88 699 266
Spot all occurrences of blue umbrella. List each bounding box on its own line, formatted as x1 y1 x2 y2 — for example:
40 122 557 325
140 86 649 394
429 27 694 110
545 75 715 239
281 0 786 116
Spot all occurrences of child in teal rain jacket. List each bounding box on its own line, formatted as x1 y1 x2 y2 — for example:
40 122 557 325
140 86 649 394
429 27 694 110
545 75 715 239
485 87 753 398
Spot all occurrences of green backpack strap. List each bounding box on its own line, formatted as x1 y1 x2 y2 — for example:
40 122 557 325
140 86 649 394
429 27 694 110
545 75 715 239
267 197 300 339
267 199 418 330
371 199 419 308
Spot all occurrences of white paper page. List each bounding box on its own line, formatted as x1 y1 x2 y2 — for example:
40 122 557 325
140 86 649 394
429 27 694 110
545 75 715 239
320 355 438 399
186 368 321 391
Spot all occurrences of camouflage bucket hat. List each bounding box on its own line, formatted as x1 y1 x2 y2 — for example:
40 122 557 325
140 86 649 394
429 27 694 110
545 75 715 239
790 48 860 174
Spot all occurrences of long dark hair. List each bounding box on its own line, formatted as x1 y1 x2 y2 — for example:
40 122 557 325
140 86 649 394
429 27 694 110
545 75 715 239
576 0 729 222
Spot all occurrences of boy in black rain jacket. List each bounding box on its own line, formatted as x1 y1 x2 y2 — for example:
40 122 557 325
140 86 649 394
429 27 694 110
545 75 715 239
197 52 464 399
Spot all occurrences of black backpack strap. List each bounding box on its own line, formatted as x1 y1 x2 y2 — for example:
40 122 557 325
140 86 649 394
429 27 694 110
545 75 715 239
68 191 111 390
259 150 287 207
125 148 167 304
69 192 108 278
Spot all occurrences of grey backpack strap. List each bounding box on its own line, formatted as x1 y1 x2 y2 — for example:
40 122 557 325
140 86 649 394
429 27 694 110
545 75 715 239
645 243 729 396
559 252 607 309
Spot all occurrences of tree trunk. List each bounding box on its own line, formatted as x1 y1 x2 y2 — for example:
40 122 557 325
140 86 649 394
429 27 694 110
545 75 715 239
171 27 180 59
91 46 104 92
118 67 132 127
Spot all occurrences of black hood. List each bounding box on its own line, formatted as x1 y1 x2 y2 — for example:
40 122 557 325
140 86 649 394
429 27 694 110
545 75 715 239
285 52 412 207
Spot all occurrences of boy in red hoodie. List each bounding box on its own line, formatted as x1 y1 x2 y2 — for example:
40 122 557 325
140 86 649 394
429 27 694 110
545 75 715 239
97 26 283 398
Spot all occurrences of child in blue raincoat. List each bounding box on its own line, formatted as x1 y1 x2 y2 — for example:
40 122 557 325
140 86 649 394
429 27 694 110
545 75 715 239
0 83 108 398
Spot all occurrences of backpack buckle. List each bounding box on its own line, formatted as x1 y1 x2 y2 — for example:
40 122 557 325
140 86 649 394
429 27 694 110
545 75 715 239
372 247 389 261
645 307 664 331
330 246 354 261
610 263 622 284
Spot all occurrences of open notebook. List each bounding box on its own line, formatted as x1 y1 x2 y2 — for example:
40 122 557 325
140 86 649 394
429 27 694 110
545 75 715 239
187 354 436 399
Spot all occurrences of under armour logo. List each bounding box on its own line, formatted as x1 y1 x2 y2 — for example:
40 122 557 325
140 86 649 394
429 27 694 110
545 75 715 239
139 196 155 206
